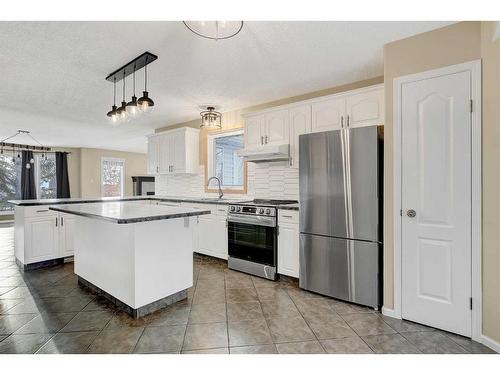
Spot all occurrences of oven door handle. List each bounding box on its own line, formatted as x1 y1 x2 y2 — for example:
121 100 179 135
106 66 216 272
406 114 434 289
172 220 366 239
227 214 276 227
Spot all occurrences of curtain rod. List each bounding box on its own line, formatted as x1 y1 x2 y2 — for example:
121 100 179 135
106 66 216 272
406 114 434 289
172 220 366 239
0 142 71 155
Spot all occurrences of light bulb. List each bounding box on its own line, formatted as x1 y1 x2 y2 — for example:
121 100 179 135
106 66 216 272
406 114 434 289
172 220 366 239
26 163 30 169
30 158 34 164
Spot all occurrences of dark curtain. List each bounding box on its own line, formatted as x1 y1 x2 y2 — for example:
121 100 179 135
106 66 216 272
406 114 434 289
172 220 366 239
56 152 71 198
21 151 36 200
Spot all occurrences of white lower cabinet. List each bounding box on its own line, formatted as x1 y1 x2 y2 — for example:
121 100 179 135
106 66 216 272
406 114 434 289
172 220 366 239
181 203 228 260
278 210 300 278
25 215 59 263
15 206 75 266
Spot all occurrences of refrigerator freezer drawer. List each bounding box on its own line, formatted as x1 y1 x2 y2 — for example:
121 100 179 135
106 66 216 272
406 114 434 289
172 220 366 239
299 233 380 308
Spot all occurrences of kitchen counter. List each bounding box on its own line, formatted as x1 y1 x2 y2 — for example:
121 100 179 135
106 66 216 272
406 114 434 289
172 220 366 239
49 201 210 224
277 204 299 211
9 195 245 207
59 200 206 319
9 196 300 210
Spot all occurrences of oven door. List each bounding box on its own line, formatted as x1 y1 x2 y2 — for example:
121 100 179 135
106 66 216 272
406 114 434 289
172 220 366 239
227 214 277 266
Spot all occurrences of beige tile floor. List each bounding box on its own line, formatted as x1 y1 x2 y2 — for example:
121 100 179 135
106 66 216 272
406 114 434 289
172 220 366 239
0 224 495 354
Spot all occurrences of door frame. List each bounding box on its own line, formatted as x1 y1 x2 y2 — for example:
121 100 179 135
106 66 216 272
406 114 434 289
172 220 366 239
390 60 482 341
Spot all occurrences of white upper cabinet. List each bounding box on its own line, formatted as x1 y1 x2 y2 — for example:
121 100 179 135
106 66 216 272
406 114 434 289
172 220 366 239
240 84 384 160
264 109 289 145
147 135 160 174
345 87 385 128
311 96 346 133
245 115 264 149
289 105 312 168
147 127 200 175
244 110 289 149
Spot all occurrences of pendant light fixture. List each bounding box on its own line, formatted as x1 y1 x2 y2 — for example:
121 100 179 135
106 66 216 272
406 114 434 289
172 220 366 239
183 21 244 41
125 64 140 118
106 77 119 124
106 52 157 123
200 106 222 129
116 71 129 122
137 56 154 113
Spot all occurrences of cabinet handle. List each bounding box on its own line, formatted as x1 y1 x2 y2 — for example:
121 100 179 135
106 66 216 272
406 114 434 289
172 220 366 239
261 136 264 145
281 215 293 218
265 135 268 144
36 209 49 213
156 166 159 173
347 115 350 128
55 217 58 227
61 217 64 226
341 116 344 128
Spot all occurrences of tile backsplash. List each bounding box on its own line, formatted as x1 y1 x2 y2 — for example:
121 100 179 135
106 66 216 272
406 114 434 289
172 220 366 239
155 162 299 200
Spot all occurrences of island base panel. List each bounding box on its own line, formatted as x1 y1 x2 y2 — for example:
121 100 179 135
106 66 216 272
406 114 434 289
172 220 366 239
78 276 187 319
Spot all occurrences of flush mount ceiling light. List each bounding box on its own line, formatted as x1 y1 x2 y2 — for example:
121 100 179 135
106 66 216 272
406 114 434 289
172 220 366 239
183 21 244 41
200 106 222 129
105 52 158 124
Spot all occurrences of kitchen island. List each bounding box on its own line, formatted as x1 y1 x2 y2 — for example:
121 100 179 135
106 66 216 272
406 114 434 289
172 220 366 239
49 201 210 318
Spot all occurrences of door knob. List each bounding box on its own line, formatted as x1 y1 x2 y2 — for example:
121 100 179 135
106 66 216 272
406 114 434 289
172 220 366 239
406 209 416 218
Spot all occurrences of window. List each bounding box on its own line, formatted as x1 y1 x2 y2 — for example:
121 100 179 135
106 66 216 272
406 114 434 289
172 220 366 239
206 130 245 192
0 153 57 212
35 154 56 199
101 158 125 197
0 154 20 212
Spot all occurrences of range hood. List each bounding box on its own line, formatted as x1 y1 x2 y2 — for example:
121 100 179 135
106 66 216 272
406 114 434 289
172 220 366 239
238 143 290 163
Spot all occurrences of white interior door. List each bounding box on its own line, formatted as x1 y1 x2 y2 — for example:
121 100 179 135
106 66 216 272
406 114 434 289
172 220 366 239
401 70 472 336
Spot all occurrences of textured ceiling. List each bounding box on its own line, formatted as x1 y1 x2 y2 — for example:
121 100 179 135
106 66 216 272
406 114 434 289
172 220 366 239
0 21 452 153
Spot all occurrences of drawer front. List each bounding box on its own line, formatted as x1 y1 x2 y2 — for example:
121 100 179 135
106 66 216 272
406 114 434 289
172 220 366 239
215 205 228 217
279 210 299 224
24 206 58 218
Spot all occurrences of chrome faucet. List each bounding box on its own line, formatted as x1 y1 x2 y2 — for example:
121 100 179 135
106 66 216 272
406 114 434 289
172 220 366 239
207 176 224 199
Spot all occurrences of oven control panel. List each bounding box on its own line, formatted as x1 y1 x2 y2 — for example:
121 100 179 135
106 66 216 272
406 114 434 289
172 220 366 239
228 205 275 216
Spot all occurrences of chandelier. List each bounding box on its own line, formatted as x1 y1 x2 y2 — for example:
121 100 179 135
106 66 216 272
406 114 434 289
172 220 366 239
106 52 157 124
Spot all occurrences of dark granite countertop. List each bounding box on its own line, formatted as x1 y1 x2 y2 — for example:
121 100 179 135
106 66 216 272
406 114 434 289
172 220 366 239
9 195 244 207
277 204 299 211
48 202 211 224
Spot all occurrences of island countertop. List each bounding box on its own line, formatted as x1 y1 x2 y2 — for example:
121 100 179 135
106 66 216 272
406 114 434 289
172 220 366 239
49 201 211 224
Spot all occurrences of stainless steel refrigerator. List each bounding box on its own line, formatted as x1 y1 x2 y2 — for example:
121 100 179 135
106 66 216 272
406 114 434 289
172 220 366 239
299 125 383 309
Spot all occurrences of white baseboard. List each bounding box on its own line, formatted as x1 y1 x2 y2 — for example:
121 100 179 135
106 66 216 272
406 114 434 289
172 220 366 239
479 334 500 353
381 306 401 319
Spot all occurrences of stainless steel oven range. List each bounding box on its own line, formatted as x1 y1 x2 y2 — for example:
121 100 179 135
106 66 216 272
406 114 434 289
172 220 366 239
227 199 296 280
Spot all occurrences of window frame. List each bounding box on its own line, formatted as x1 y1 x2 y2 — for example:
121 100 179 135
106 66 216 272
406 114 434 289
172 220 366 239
101 157 125 198
205 128 247 194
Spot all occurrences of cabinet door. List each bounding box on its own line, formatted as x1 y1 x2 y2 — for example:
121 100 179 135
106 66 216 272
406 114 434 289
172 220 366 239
345 87 384 128
147 136 160 174
25 216 59 263
59 214 75 258
289 105 311 168
278 223 300 278
198 215 228 260
158 134 171 174
264 109 289 145
244 115 264 149
170 131 186 174
311 97 346 133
